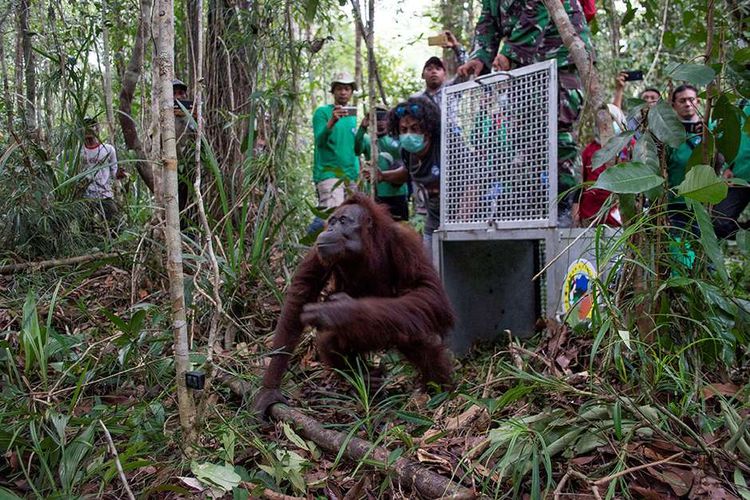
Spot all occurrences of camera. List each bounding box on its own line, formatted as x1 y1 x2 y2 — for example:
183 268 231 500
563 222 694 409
683 121 703 134
623 70 644 81
173 99 194 111
428 33 448 46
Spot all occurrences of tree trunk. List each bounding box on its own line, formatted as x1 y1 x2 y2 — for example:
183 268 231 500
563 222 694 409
602 0 620 62
155 0 197 449
354 3 363 105
19 0 36 135
540 0 612 144
0 24 12 133
269 404 477 500
14 1 25 132
186 0 201 87
118 0 155 192
366 0 378 199
440 0 461 76
101 0 117 141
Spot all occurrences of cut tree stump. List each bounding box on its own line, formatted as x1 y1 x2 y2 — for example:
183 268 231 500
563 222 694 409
269 403 479 500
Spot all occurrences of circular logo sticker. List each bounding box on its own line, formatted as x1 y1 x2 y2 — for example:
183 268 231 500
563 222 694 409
561 258 597 320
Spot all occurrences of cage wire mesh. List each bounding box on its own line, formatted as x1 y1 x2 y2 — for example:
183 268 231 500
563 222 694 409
441 60 557 229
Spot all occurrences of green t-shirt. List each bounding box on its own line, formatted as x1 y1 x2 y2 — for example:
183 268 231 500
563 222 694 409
354 127 408 197
730 104 750 181
312 105 359 183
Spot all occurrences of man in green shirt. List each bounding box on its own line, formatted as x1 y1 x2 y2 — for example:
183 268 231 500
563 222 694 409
714 101 750 238
666 84 705 230
355 105 409 221
312 72 359 210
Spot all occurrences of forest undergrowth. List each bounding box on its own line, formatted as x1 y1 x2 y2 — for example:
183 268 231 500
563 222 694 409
1 229 749 499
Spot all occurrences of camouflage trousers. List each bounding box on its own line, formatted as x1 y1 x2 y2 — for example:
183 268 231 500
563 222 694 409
558 70 584 203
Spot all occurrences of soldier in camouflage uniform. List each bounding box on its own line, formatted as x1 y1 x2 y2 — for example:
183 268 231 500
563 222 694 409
457 0 593 225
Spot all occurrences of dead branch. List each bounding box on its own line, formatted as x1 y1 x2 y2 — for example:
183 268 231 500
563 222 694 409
268 404 479 500
593 451 684 486
0 252 120 274
99 419 136 500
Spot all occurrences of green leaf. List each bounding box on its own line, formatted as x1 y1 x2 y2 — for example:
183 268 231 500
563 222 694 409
621 5 637 25
191 462 242 492
395 411 434 427
648 101 685 147
593 161 665 193
737 230 750 256
688 199 729 284
735 467 750 500
663 31 676 50
734 47 750 65
282 423 310 452
687 134 716 169
592 131 635 168
676 164 728 203
0 487 25 500
671 63 716 87
304 0 320 22
713 95 742 163
632 133 659 169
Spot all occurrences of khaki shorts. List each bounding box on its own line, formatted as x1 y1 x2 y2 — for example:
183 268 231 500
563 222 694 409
316 178 356 209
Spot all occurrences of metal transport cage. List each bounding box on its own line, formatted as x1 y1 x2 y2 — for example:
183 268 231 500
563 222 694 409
440 60 558 231
435 60 618 354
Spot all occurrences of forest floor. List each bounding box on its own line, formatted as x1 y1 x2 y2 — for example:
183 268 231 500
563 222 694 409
1 260 749 499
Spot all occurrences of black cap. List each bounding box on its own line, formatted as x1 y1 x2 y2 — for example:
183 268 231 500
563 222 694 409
172 78 188 91
423 56 445 71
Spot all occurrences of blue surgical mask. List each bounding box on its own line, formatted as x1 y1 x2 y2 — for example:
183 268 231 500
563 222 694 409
400 133 425 154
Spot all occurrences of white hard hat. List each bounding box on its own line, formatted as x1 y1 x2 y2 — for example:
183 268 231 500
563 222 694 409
330 72 357 91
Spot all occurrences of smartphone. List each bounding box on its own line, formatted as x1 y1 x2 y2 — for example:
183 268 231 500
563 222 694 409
342 106 357 117
428 33 448 46
174 99 194 110
375 109 388 121
623 70 644 81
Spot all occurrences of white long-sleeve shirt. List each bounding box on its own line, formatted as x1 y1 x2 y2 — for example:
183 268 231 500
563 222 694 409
81 143 118 199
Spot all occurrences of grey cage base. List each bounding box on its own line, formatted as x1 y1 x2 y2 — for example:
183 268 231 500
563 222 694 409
434 227 620 355
436 61 617 354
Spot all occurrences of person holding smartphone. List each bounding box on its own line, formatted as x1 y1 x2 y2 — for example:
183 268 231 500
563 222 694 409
312 72 360 210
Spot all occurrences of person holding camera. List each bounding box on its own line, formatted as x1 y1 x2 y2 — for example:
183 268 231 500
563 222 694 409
312 72 360 210
412 31 468 109
355 104 409 221
666 84 724 230
171 78 198 217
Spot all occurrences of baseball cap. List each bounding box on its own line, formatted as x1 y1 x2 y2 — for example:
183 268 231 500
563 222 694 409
423 57 445 71
172 79 188 91
330 72 357 91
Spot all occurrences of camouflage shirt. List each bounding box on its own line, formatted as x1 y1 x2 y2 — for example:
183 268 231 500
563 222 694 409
469 0 593 70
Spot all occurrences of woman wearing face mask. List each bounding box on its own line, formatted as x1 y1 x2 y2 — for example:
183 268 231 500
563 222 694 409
378 97 442 257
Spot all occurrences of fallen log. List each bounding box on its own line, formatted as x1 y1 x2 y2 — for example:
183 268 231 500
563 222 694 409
268 403 478 500
0 252 120 274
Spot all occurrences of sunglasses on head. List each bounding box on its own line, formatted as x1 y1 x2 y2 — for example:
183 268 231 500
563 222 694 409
394 103 424 118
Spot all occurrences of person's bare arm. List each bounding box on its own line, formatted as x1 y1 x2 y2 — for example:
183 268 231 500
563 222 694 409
613 72 627 109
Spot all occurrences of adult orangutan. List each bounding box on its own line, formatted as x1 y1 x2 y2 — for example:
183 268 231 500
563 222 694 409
254 194 455 417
